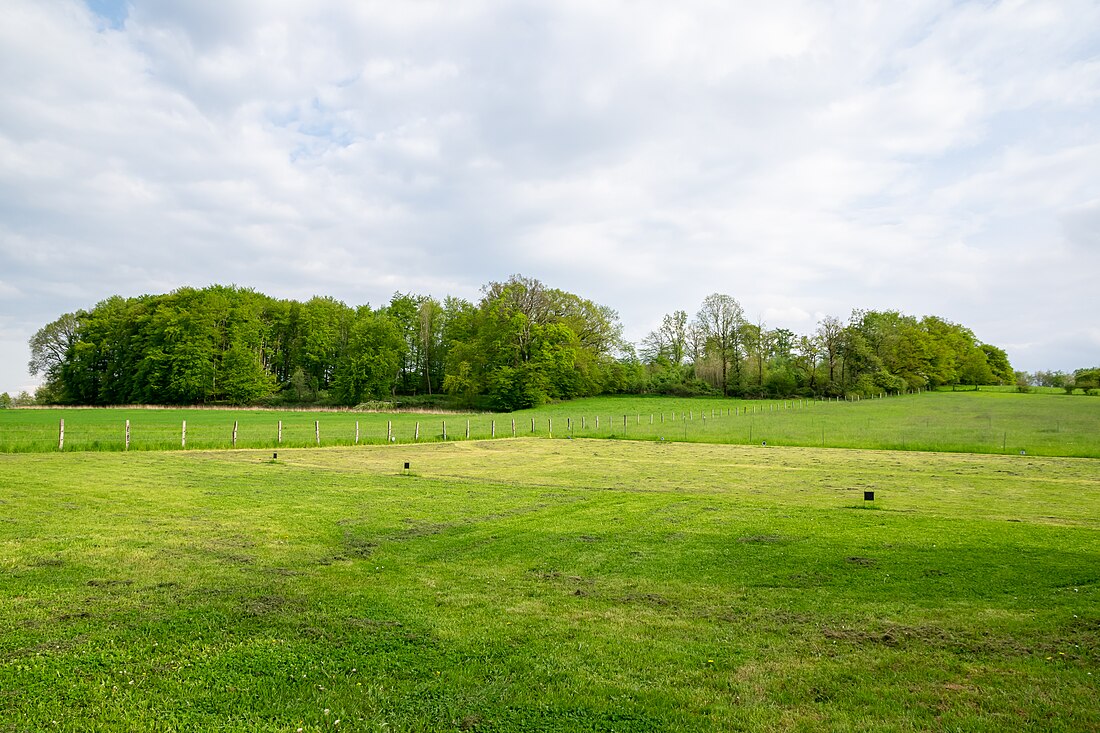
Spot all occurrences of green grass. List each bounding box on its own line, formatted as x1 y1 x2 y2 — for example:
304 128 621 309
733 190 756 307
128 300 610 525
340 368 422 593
1 439 1098 731
3 391 1099 457
516 391 1100 458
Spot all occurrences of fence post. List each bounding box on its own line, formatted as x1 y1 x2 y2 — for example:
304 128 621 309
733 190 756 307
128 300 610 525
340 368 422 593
466 420 470 439
511 418 516 437
125 419 130 451
492 420 496 438
388 420 393 442
182 420 186 448
232 420 238 448
442 420 447 440
315 420 320 446
548 418 552 438
58 419 64 451
278 420 282 444
415 421 420 441
531 418 535 433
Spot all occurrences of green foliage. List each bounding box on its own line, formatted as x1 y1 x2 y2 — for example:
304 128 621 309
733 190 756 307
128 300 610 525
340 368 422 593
1074 367 1100 395
331 309 405 405
0 392 11 409
442 275 622 410
31 280 1016 408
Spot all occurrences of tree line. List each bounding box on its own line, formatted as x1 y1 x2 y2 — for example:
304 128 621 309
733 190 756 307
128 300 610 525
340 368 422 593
1016 368 1100 394
26 277 1018 409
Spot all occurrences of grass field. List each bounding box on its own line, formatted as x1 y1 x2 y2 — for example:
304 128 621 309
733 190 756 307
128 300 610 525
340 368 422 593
3 391 1096 457
1 439 1097 731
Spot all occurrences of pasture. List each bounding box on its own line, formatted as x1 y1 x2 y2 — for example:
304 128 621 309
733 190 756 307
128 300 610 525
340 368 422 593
1 438 1098 731
2 391 1098 458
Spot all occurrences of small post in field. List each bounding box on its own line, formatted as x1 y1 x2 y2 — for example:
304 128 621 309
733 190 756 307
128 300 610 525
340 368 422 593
182 420 186 448
531 418 535 433
314 420 320 446
58 419 64 450
511 418 516 437
548 418 552 438
278 420 283 444
595 415 599 429
415 421 420 441
232 420 238 447
492 420 496 438
125 419 130 451
442 420 447 440
582 416 586 429
355 421 360 445
388 420 393 442
466 420 470 439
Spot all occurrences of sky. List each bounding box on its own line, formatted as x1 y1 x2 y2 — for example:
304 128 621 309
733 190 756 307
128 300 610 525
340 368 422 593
2 0 1099 394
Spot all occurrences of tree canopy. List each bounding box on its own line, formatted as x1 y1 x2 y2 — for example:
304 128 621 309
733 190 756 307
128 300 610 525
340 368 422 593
29 280 1018 407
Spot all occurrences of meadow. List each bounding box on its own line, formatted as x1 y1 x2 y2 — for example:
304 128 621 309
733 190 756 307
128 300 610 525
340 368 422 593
2 391 1098 458
1 439 1097 731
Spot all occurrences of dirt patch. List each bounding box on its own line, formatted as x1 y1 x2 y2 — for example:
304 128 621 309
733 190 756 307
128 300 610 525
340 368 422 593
244 594 290 617
458 714 484 730
823 626 901 646
846 556 877 567
341 530 377 559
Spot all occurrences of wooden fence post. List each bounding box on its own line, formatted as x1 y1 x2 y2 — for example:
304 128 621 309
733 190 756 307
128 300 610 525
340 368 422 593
415 421 420 441
58 419 64 451
355 421 360 444
511 418 516 437
232 420 238 448
315 420 320 446
442 420 447 440
492 420 496 438
182 420 186 448
125 419 130 451
466 420 470 439
548 418 552 438
278 420 282 444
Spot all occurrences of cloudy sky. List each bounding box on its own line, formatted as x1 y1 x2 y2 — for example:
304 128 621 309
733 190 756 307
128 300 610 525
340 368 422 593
2 0 1098 393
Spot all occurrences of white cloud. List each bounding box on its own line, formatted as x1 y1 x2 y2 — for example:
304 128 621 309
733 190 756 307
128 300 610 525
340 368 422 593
1 0 1098 392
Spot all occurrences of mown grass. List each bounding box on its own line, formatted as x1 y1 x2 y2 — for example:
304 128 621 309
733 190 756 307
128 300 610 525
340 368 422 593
1 439 1097 731
2 391 1098 458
